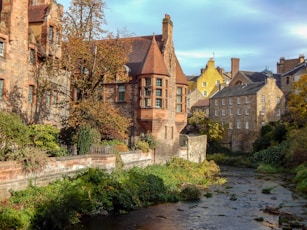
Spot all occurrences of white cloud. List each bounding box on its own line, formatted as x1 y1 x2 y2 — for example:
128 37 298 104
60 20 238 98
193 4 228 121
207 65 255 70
290 25 307 40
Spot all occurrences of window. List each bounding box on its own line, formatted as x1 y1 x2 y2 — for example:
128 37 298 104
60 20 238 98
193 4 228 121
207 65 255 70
118 85 125 102
145 88 151 96
286 77 289 84
245 121 249 130
203 91 207 96
145 78 151 86
236 121 241 129
53 90 57 107
30 49 35 64
46 91 51 108
156 98 162 108
202 82 206 87
245 96 249 103
245 108 249 115
229 122 233 129
28 85 34 104
237 97 241 104
55 31 59 44
156 78 162 87
145 98 151 107
165 126 167 139
222 109 225 116
261 106 265 115
229 108 233 115
0 41 4 56
214 109 218 116
277 97 281 104
0 79 3 100
222 98 225 105
214 99 218 106
276 108 281 117
237 108 241 115
229 98 232 105
176 87 183 112
48 26 53 43
216 80 220 86
261 95 265 103
156 88 162 97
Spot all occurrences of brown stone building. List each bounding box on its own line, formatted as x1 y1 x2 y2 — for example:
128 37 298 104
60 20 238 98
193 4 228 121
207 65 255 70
0 0 68 126
210 77 285 152
278 55 307 96
100 15 188 162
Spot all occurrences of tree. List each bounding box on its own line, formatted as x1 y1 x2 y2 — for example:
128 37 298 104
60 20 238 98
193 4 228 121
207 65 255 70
287 74 307 128
62 0 132 142
188 110 225 142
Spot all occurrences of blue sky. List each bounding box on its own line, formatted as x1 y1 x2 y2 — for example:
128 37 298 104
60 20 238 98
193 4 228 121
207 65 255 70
59 0 307 76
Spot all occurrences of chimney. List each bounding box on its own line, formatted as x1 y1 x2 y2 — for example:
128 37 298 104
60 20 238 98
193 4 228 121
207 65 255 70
162 14 173 42
231 58 240 78
299 54 305 63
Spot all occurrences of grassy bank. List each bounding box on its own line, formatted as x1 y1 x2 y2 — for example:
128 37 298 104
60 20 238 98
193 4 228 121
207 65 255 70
0 158 224 230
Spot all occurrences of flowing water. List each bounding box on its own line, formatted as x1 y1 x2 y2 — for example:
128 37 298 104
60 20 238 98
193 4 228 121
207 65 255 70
76 166 307 230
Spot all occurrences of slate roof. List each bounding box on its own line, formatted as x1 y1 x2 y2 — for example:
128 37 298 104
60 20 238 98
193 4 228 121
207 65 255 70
281 61 307 76
211 81 265 99
237 70 281 88
29 5 49 23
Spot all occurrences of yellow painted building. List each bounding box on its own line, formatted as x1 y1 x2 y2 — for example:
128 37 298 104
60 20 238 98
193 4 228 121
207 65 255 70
196 58 225 98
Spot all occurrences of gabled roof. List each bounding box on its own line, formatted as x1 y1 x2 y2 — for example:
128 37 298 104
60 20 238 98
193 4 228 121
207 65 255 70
140 35 169 76
211 81 265 99
175 56 188 85
240 71 268 83
192 98 209 107
29 5 49 23
281 61 307 76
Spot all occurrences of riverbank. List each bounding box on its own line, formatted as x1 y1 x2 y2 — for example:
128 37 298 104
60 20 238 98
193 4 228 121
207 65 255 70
76 166 307 230
0 158 223 229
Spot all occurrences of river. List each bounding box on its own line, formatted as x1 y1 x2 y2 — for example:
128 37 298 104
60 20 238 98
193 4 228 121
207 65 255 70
75 166 307 230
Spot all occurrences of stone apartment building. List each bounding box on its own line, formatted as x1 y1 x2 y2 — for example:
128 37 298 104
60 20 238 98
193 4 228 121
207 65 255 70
99 14 188 162
210 77 285 152
0 0 68 126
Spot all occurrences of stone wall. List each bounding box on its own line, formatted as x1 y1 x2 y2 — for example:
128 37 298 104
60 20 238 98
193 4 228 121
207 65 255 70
178 135 207 163
0 151 153 200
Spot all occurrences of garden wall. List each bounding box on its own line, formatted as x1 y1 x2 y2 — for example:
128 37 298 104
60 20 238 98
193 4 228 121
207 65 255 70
0 151 153 200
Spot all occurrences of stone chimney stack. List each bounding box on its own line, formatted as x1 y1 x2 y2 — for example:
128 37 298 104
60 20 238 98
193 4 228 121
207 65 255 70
231 57 240 78
299 54 305 63
162 14 173 42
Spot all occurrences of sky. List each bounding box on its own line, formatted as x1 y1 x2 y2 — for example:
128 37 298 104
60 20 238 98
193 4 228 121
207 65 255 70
59 0 307 76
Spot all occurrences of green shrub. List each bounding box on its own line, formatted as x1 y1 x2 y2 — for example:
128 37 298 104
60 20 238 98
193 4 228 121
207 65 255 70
180 184 201 200
140 133 157 149
0 207 31 229
135 140 150 152
253 142 287 167
294 164 307 194
256 164 278 174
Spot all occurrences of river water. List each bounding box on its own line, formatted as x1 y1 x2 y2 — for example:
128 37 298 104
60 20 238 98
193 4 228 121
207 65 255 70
76 166 307 230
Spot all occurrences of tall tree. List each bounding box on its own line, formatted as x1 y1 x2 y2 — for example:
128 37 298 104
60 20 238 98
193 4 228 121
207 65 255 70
62 0 131 140
287 74 307 128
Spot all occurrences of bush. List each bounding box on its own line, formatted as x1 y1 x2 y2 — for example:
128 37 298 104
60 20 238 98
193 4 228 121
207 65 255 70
294 164 307 194
253 142 287 167
180 184 201 200
0 207 31 229
256 164 278 174
135 140 150 152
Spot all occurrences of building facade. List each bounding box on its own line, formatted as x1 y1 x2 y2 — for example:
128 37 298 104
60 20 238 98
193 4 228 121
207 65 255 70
210 77 285 152
100 15 188 162
0 0 68 126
